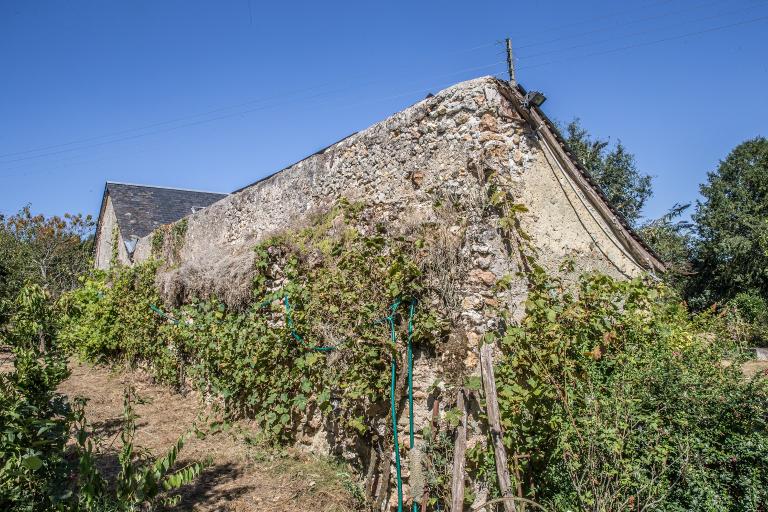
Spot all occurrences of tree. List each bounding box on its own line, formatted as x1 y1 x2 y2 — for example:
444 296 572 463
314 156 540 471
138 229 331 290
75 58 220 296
563 119 652 226
637 203 694 292
690 137 768 309
0 206 94 325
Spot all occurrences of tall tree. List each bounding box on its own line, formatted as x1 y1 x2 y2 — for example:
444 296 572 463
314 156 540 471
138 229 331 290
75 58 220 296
563 119 652 226
690 137 768 309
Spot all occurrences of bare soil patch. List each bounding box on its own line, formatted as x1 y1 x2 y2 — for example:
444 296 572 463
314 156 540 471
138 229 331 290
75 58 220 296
59 361 360 512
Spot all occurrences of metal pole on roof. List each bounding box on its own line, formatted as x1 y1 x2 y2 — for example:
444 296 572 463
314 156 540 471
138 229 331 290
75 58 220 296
505 37 516 87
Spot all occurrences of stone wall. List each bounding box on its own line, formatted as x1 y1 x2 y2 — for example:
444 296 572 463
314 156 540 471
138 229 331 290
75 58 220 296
129 76 659 509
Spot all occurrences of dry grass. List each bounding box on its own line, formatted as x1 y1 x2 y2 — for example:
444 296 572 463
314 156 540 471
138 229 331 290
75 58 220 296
156 249 256 310
59 361 361 512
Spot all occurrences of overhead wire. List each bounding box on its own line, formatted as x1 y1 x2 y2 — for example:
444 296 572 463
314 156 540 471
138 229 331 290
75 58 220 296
517 1 768 61
0 60 505 169
515 0 756 51
517 13 768 71
0 1 735 164
0 80 346 160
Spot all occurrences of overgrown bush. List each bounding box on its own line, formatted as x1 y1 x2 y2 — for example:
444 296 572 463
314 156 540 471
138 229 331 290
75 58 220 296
495 268 768 511
58 263 163 364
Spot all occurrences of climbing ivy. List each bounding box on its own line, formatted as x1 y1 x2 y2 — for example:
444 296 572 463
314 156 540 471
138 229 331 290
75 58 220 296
150 218 187 264
59 200 447 445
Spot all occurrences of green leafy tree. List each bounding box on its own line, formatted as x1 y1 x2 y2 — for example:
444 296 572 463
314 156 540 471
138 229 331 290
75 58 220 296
690 137 768 309
0 284 75 511
563 119 652 225
0 206 94 326
638 203 694 291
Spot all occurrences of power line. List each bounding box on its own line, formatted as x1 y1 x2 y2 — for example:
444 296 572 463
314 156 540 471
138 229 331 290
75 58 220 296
515 0 729 51
0 81 347 160
0 1 730 163
3 4 765 172
517 1 767 61
528 0 676 34
517 13 768 71
0 57 505 165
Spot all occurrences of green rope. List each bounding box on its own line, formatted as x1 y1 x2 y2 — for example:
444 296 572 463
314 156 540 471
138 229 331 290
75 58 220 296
283 295 336 352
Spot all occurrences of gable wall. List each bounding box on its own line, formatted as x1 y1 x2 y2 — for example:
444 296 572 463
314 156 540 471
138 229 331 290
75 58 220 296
94 196 130 269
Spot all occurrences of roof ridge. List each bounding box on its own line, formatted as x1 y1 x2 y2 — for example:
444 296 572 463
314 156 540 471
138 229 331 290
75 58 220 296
106 181 229 195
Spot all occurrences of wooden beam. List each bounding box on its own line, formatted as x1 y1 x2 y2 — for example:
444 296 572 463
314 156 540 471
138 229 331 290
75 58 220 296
494 82 665 273
480 343 517 512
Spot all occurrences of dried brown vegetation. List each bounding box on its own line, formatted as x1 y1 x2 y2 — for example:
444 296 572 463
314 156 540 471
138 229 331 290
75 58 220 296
59 362 361 512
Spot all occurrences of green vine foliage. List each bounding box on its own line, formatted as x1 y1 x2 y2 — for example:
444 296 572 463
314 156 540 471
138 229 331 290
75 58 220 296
59 200 446 445
494 267 768 511
150 219 187 264
150 230 164 259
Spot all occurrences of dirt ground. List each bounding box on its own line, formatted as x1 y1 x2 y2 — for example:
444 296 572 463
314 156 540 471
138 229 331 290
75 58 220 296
742 359 768 379
58 362 360 512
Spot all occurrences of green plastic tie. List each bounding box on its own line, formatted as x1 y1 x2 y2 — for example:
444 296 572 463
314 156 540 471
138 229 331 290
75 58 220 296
283 295 335 352
149 304 179 325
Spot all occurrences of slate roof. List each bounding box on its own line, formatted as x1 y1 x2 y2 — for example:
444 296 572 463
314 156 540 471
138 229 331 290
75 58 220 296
101 182 228 241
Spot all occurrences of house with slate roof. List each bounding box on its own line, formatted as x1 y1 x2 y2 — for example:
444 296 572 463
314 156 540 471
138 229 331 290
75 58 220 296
94 182 227 269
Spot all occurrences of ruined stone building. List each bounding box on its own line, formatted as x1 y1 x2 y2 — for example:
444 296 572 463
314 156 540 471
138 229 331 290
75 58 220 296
93 76 664 508
95 77 662 279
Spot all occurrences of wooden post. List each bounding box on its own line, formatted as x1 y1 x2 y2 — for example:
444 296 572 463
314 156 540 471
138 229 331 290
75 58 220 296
450 388 468 512
480 343 517 512
421 398 440 510
374 356 408 512
505 38 516 87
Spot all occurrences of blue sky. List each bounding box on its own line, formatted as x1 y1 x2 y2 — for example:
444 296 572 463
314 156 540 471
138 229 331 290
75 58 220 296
1 0 766 223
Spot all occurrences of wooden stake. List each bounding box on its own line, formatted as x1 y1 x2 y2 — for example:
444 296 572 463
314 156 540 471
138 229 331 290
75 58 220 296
450 388 468 512
480 343 517 512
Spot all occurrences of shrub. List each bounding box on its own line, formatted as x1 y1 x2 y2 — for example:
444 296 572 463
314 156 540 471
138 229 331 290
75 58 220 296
495 268 768 511
1 284 207 512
